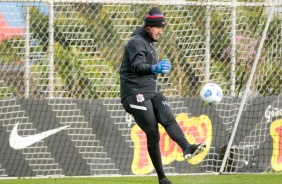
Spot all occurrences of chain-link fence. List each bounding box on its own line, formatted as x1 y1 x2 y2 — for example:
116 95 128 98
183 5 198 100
0 0 281 178
0 0 281 99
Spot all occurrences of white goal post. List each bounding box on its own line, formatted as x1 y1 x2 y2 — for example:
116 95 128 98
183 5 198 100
0 0 281 178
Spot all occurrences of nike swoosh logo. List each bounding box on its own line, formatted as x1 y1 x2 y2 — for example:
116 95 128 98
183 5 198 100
9 122 69 150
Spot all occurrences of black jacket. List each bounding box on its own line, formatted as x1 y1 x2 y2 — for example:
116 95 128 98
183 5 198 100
119 27 160 101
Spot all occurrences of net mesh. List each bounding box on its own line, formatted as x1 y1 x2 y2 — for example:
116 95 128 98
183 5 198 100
0 0 281 177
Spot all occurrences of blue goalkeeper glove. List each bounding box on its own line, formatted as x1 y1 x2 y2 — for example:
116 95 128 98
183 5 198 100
151 59 172 74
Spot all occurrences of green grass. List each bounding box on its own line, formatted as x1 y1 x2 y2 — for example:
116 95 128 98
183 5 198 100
0 174 282 184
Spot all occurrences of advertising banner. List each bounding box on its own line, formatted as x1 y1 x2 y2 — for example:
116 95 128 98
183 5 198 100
0 96 281 177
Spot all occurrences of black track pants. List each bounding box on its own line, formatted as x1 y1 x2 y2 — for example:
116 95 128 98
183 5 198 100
122 92 189 180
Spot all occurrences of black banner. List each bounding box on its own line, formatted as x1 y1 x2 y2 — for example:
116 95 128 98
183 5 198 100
0 96 281 177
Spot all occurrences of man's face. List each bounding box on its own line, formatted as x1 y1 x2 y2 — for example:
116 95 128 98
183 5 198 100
148 26 164 40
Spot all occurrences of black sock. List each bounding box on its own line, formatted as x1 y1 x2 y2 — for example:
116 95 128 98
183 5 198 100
165 122 190 151
147 145 166 181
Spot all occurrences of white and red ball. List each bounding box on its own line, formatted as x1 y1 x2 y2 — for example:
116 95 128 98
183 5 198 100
200 83 223 106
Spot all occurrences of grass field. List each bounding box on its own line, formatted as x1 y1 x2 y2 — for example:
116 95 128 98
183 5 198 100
0 174 281 184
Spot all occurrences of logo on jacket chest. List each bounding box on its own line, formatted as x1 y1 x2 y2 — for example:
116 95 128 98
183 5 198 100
148 50 157 60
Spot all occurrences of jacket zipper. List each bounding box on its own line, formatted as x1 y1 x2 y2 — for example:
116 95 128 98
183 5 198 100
149 42 158 61
149 42 158 93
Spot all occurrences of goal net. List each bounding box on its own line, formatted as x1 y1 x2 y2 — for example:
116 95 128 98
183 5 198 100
0 0 281 178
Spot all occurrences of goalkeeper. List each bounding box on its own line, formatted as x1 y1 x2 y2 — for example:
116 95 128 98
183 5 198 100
119 6 206 184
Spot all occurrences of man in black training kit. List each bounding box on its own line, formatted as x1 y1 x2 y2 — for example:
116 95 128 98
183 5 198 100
119 6 206 184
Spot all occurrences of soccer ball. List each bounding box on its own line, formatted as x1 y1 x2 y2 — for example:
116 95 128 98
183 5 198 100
200 83 223 106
